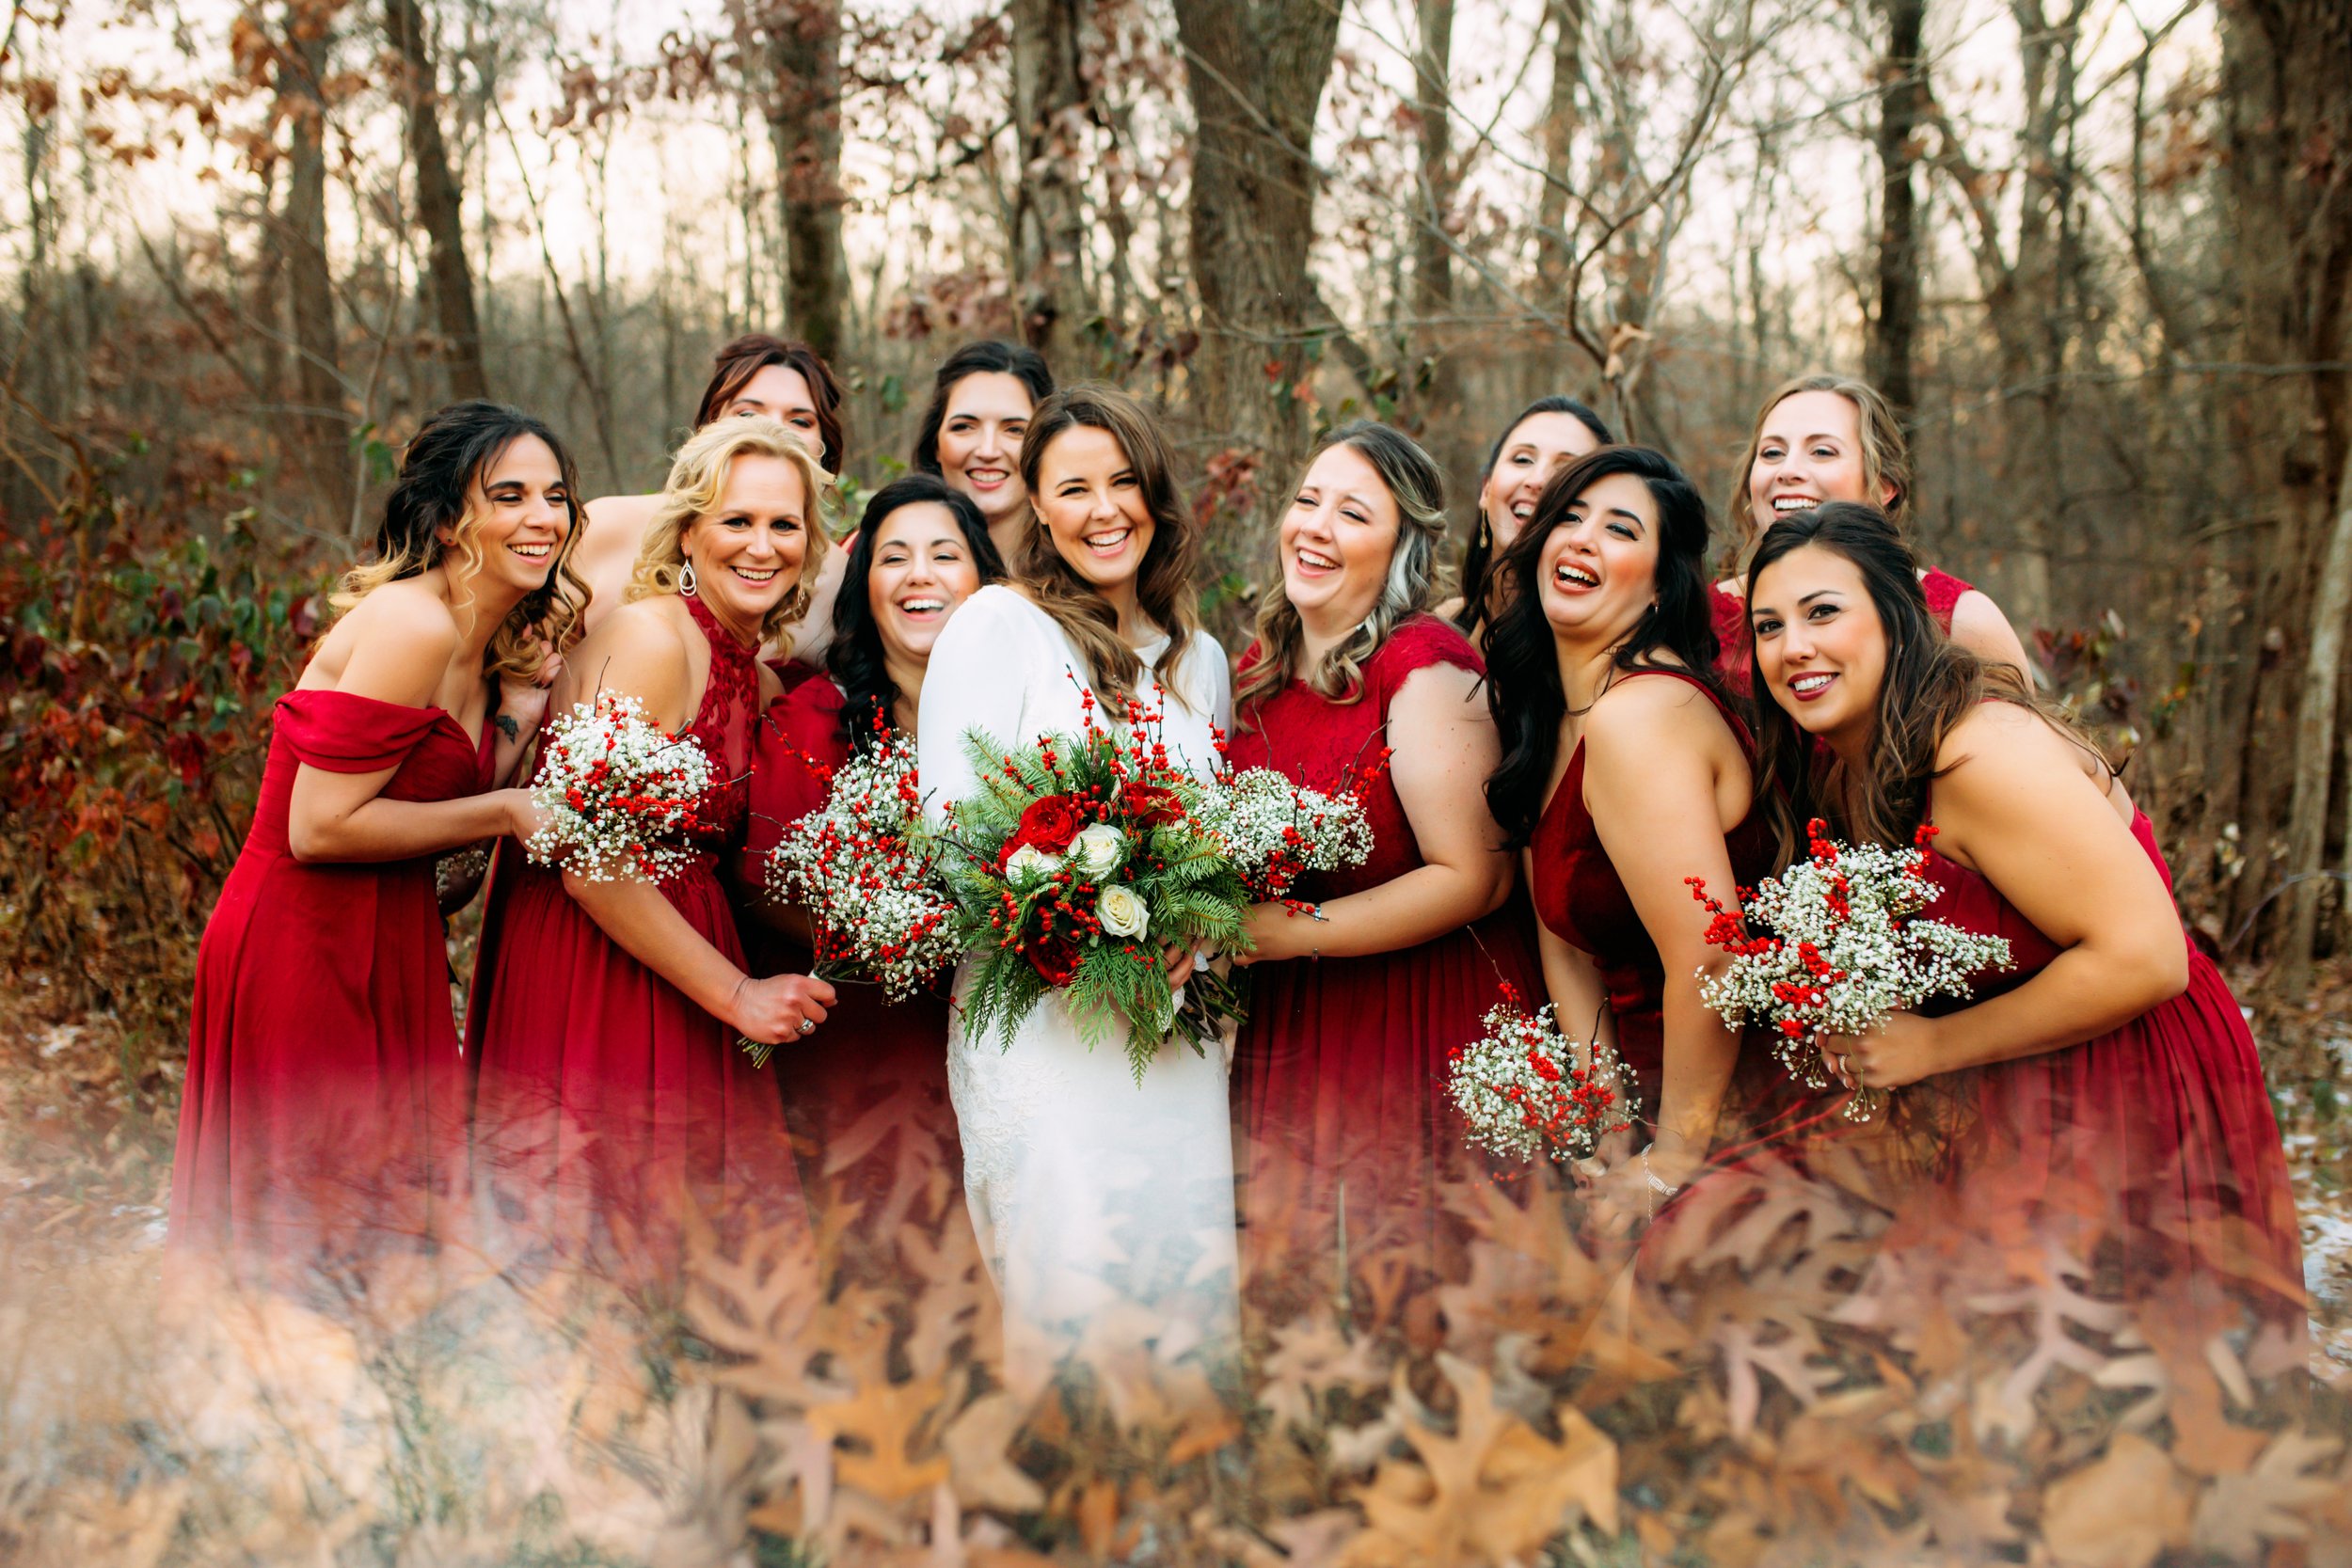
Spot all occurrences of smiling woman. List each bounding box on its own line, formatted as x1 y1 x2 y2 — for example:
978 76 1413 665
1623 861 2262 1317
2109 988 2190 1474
911 340 1055 562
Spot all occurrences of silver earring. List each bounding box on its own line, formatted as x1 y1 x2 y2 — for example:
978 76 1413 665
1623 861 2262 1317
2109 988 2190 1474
679 560 699 596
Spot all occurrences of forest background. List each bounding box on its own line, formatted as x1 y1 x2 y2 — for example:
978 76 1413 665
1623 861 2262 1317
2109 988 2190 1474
2 0 2350 1264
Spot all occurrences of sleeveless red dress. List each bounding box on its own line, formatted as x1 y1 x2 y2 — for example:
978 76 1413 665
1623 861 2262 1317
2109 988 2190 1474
735 667 962 1231
1911 805 2304 1328
171 689 493 1271
1713 568 1973 692
468 594 804 1276
1227 615 1545 1292
1527 667 1777 1111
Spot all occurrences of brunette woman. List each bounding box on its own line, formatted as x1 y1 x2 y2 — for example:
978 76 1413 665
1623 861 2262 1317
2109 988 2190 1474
1743 504 2301 1328
172 402 586 1275
1227 421 1539 1300
469 417 837 1278
1713 373 2031 686
915 385 1234 1385
575 334 848 656
1485 447 1774 1225
1438 396 1614 641
738 475 1005 1229
911 340 1055 562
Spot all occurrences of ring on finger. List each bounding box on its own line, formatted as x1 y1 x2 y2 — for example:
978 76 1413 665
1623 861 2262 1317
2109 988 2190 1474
799 1018 817 1036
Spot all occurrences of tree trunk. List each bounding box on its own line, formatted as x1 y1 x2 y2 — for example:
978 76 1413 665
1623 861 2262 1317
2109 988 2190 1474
1408 0 1469 486
1867 0 1925 425
767 0 848 362
281 1 353 529
1532 0 1584 317
1172 0 1343 518
2280 443 2352 992
384 0 488 400
1010 0 1090 364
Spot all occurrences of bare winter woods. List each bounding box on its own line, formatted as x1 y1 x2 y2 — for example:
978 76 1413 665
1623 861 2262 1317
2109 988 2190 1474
5 0 2352 993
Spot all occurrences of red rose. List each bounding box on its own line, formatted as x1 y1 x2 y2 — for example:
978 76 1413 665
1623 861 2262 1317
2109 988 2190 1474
1026 933 1080 986
1122 784 1184 830
1001 794 1084 867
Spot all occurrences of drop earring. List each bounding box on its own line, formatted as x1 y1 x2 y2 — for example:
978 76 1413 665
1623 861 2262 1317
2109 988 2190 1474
679 559 699 596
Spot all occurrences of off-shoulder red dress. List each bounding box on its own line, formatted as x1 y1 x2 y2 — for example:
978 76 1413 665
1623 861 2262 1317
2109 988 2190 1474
171 689 492 1270
1712 568 1974 692
1227 615 1545 1294
468 594 804 1276
735 667 962 1226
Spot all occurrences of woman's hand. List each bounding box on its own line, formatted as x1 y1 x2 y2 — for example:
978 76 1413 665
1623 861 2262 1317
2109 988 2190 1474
1819 1011 1944 1090
1162 942 1199 990
498 787 550 844
1232 900 1318 968
730 973 838 1046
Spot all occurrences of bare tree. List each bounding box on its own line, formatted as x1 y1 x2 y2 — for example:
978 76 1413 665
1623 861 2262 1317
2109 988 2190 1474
1867 0 1925 424
278 0 354 528
384 0 488 400
1010 0 1091 363
765 0 849 359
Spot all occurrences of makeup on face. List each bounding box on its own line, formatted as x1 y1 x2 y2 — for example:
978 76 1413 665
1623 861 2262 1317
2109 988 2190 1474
725 366 828 467
1534 470 1661 646
1749 545 1888 742
1746 389 1881 531
936 372 1037 525
684 451 809 635
1032 424 1156 596
1281 443 1400 627
866 500 983 664
1483 410 1605 553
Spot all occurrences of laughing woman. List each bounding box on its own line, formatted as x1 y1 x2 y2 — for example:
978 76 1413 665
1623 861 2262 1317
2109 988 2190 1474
1742 504 2302 1330
172 402 586 1278
1227 421 1539 1302
1437 396 1614 642
469 417 836 1278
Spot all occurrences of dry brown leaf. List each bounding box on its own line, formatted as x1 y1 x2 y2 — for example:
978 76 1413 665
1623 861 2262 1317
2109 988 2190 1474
2040 1432 2190 1568
2189 1428 2344 1558
942 1389 1044 1513
1261 1310 1385 1432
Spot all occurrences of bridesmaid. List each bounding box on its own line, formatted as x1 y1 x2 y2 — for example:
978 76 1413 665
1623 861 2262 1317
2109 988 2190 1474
469 416 837 1278
172 401 585 1275
1437 396 1614 641
738 474 1006 1227
1713 373 2031 685
1484 447 1775 1225
1227 421 1540 1304
910 340 1056 562
1743 503 2303 1328
574 333 848 656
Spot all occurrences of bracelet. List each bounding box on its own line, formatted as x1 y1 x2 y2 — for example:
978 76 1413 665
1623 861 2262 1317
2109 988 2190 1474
1640 1149 1679 1216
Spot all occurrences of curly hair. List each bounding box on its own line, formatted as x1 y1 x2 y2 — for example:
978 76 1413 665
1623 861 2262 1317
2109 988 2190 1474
627 418 834 644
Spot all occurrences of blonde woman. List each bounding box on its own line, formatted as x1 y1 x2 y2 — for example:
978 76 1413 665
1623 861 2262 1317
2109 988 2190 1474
469 416 835 1277
171 401 585 1275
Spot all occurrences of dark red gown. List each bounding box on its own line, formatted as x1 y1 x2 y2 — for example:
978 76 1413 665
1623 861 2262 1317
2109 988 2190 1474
468 594 804 1277
171 689 491 1275
1907 804 2305 1330
1227 615 1545 1297
735 667 962 1236
1713 568 1972 691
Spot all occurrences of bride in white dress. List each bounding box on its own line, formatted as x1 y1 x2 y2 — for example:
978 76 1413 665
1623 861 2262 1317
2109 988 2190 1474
916 386 1238 1387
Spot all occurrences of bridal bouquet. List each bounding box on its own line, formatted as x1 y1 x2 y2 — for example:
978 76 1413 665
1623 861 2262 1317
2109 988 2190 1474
1208 763 1380 910
754 723 961 1065
1446 985 1638 1164
935 689 1252 1081
1687 818 2012 1120
524 689 713 882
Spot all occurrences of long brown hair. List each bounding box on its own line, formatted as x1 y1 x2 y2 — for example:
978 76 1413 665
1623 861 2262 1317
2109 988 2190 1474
1744 503 2097 867
1013 385 1202 707
1725 373 1914 552
692 334 846 473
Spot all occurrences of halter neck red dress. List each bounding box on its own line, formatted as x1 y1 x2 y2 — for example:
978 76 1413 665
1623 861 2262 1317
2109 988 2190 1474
171 688 494 1274
1227 615 1545 1297
1908 803 2304 1331
468 594 804 1277
1712 568 1973 692
734 666 962 1241
1527 667 1777 1115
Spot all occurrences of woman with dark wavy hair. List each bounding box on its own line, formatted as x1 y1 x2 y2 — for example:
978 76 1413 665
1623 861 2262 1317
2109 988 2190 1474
916 383 1236 1386
1484 445 1774 1228
736 475 1003 1238
911 340 1055 560
1436 395 1613 641
171 401 586 1278
1742 503 2300 1328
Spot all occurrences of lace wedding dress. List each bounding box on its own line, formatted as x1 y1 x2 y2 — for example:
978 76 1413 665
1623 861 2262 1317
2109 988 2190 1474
916 585 1239 1386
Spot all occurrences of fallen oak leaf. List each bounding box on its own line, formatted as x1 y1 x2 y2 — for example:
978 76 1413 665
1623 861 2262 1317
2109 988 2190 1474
2040 1432 2190 1568
2190 1429 2344 1559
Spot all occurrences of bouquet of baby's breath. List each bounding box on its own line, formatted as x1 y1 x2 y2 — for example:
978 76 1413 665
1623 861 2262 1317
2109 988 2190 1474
524 690 714 882
753 722 959 1066
1689 818 2012 1120
932 688 1251 1082
1447 985 1638 1164
1207 767 1378 909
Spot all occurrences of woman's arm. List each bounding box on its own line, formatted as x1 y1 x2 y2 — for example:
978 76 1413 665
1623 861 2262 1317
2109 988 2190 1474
1581 680 1755 1186
1948 589 2036 689
1829 705 2185 1089
1532 869 1616 1054
287 592 532 863
1241 662 1513 962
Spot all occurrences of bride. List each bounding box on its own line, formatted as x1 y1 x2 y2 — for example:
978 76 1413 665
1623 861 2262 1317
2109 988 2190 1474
916 384 1237 1385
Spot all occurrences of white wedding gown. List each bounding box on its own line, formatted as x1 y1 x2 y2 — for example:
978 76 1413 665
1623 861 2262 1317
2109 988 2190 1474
917 585 1239 1386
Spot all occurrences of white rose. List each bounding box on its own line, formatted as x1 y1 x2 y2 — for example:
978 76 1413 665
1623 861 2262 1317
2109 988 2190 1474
1072 822 1126 879
1006 845 1062 883
1096 883 1150 940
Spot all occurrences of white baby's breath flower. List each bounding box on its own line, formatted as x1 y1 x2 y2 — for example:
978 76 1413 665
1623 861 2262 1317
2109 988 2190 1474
1072 822 1126 879
1097 882 1149 939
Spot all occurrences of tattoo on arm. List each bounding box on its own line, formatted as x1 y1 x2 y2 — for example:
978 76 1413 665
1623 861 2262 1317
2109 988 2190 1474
496 714 519 742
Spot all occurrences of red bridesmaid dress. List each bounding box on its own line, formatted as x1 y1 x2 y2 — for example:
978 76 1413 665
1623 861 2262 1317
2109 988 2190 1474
1227 614 1545 1298
468 594 804 1277
735 667 963 1231
1526 667 1778 1118
171 689 492 1274
1713 568 1974 691
1909 801 2304 1330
